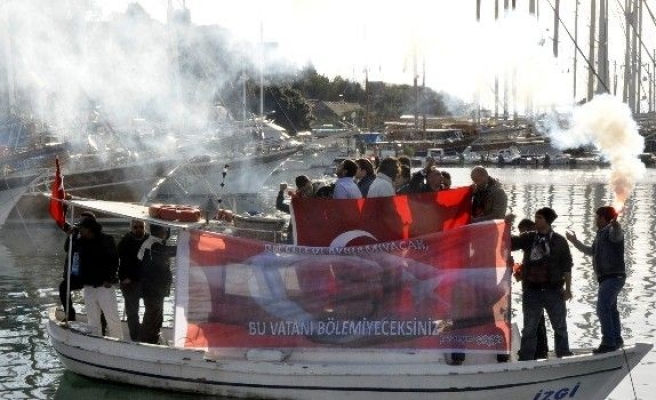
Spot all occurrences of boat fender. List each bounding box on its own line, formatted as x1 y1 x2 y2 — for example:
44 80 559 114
148 204 164 218
158 205 201 223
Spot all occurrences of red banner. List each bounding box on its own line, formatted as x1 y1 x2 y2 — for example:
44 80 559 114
291 187 473 246
48 158 66 229
175 221 511 353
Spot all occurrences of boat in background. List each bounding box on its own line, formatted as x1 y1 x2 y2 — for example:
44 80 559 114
1 119 300 226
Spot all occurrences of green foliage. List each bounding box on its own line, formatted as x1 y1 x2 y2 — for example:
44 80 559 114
264 86 312 134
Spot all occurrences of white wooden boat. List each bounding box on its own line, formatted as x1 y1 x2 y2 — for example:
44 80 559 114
46 198 653 399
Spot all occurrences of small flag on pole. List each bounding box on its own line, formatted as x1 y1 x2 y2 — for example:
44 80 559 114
49 157 66 229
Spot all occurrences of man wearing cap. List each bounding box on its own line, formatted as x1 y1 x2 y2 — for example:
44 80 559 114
509 207 573 360
566 206 626 354
58 211 96 322
77 216 123 340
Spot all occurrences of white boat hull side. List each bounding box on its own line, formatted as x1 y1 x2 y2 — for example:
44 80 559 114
46 312 652 400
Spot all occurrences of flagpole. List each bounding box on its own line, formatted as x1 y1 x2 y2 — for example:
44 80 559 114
64 204 74 324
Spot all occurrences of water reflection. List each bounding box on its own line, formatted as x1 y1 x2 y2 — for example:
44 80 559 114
0 167 654 399
54 372 216 400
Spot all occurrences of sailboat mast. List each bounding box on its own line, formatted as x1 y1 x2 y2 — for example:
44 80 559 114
259 21 264 119
494 0 499 120
422 58 426 136
475 0 481 125
553 0 560 57
623 0 631 103
365 69 370 131
596 0 609 94
636 0 642 113
587 0 597 101
413 48 418 135
573 1 579 100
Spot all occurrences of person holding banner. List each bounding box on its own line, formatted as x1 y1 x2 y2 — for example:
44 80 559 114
510 207 573 361
367 157 400 198
470 166 508 223
508 217 549 359
566 206 626 354
333 159 362 199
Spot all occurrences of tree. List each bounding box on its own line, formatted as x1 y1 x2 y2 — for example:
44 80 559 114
264 86 312 134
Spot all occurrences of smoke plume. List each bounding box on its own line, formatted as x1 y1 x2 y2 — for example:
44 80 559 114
549 94 645 211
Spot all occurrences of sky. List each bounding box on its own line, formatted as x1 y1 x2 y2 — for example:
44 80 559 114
99 0 656 112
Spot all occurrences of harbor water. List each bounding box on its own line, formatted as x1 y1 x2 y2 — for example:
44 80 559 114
0 166 655 399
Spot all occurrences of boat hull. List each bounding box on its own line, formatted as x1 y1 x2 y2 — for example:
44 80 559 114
3 148 297 225
46 308 652 400
147 147 299 205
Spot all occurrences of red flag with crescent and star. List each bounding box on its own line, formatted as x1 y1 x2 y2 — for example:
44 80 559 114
48 157 66 229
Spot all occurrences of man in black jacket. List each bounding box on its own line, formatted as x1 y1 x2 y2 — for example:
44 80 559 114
118 219 149 341
509 207 573 361
78 216 123 340
58 211 94 322
138 224 176 344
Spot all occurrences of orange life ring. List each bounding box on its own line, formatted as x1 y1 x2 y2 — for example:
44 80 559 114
216 208 234 223
157 205 201 223
148 204 163 218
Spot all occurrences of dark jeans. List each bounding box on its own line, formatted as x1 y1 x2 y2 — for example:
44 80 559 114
139 295 164 344
59 279 81 321
535 313 549 358
519 287 570 360
120 281 142 341
597 276 625 347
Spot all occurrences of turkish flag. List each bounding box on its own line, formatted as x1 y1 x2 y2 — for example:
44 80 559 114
48 158 66 229
291 187 473 247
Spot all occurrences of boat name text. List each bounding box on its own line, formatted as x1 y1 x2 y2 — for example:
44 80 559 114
533 382 580 400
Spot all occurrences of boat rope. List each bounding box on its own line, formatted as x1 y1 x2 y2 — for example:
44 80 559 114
545 0 609 94
216 163 229 213
613 0 656 67
621 346 639 400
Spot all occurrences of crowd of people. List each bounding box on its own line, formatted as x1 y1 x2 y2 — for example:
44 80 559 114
275 155 627 364
57 154 628 364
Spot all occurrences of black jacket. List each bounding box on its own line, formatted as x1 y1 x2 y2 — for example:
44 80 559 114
140 240 177 298
118 232 150 282
511 230 573 288
79 233 119 288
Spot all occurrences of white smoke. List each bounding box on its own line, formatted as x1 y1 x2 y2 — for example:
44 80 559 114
549 94 645 210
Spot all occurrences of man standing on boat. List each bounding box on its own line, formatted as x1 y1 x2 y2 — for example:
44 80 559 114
566 206 625 354
118 219 149 341
276 175 315 243
367 157 400 198
449 166 509 365
508 217 550 359
59 211 95 322
509 207 573 361
138 224 177 344
354 158 376 197
470 166 508 222
333 159 362 199
78 216 124 340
